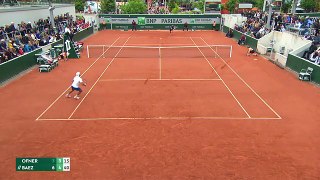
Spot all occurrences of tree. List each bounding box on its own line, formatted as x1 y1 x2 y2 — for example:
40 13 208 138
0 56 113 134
75 0 85 12
100 0 116 13
300 0 317 12
255 0 264 10
171 3 180 14
168 0 177 11
191 0 204 12
120 0 147 14
225 0 237 13
281 0 292 13
220 4 225 11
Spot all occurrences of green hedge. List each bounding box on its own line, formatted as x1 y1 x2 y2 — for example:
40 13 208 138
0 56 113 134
286 54 320 84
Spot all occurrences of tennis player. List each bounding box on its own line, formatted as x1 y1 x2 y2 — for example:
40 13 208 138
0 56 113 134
169 25 175 33
66 72 87 100
247 47 257 56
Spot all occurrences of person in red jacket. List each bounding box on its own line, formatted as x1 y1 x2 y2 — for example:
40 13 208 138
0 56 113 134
132 20 137 31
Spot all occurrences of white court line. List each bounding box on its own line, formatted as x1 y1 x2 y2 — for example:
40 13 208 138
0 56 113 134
67 37 132 119
190 37 251 118
129 36 203 39
159 38 162 79
99 79 222 81
37 117 281 121
126 43 195 46
199 37 282 119
35 37 121 121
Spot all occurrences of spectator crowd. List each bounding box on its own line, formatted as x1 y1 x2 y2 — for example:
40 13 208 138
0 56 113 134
233 11 319 41
0 13 90 64
147 3 169 14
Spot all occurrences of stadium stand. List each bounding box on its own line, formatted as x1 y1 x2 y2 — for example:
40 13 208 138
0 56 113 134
0 13 89 64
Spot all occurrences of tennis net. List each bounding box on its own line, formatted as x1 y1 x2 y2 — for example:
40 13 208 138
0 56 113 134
86 45 232 59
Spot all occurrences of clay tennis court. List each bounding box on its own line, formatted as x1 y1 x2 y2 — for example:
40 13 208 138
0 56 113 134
1 30 320 179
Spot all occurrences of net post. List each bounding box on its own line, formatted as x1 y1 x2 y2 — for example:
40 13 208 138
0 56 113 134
103 45 105 58
230 45 232 58
87 45 89 58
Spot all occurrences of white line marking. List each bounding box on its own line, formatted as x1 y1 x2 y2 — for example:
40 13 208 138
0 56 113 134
35 37 121 121
99 79 222 81
67 37 132 119
86 45 232 49
130 36 204 39
37 116 281 121
159 38 162 80
199 37 281 119
190 37 251 118
126 43 196 46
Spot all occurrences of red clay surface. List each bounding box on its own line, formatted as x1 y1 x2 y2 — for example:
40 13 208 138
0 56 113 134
0 30 320 179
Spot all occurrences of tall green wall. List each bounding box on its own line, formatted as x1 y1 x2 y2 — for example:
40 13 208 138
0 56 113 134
74 26 94 41
0 49 42 84
286 54 320 84
99 14 221 30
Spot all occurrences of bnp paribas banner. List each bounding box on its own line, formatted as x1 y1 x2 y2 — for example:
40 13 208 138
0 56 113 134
105 17 220 25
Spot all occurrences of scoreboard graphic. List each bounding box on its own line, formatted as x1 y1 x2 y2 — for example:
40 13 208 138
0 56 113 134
16 158 70 171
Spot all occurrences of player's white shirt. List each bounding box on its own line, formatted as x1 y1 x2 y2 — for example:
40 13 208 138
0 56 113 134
72 76 83 88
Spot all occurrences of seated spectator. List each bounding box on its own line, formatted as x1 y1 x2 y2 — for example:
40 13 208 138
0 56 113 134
238 34 246 45
302 43 317 59
8 40 13 49
23 43 32 53
226 29 233 38
35 30 41 40
18 47 24 55
39 39 46 46
8 48 18 59
303 32 312 41
56 33 62 40
294 20 302 29
309 51 319 63
0 53 5 63
246 47 257 56
21 34 29 44
0 39 7 51
280 25 286 32
0 27 5 40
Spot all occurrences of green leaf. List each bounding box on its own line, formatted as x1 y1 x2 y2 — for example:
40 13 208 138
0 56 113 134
101 0 116 13
120 0 147 14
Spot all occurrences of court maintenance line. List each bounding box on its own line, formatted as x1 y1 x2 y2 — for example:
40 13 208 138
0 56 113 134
190 37 251 118
35 37 122 121
67 36 132 119
99 78 222 81
199 37 282 119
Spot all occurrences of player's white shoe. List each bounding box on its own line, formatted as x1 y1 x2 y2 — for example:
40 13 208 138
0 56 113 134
74 96 80 100
66 94 71 98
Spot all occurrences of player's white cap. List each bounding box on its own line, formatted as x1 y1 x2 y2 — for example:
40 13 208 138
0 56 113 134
76 72 80 76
